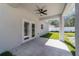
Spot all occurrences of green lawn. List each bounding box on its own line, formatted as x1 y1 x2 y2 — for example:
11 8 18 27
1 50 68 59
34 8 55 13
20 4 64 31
41 32 59 40
41 32 75 56
64 32 75 37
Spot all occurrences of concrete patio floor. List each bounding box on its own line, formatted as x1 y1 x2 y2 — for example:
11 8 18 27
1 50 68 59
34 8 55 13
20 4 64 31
10 37 72 56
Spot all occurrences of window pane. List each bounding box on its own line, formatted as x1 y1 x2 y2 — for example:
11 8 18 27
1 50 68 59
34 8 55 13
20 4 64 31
32 24 35 37
24 22 29 36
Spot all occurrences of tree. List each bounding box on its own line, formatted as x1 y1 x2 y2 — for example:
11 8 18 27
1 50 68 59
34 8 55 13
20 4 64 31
64 15 75 27
48 20 59 27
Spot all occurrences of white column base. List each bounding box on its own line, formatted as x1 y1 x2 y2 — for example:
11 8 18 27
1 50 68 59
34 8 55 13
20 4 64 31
60 39 64 42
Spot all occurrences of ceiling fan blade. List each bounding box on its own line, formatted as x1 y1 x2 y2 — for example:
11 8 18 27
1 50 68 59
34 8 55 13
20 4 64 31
43 10 47 12
42 12 47 15
40 9 43 12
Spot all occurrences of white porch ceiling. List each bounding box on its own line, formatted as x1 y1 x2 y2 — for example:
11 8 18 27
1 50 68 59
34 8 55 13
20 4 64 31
8 3 66 19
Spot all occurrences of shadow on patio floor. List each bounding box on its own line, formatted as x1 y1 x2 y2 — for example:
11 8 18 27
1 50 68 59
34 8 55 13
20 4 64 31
10 37 72 56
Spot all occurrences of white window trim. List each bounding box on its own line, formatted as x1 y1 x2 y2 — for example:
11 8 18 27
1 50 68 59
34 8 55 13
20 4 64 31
22 19 31 43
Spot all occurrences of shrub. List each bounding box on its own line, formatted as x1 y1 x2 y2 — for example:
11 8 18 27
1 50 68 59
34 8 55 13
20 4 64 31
0 51 13 56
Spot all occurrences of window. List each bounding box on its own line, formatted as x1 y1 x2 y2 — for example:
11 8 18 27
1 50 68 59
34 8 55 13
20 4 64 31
41 24 43 29
24 22 29 36
32 24 35 37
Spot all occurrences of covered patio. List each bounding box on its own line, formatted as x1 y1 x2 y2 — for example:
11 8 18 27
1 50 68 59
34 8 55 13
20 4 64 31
8 3 74 56
0 3 76 56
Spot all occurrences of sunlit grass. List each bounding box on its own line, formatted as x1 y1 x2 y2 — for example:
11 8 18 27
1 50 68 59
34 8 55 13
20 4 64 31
41 32 75 55
64 32 75 37
64 36 75 55
41 32 75 40
49 32 59 40
40 32 59 40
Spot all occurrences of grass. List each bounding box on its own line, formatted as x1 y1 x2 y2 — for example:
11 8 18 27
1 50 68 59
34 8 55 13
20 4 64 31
41 32 59 40
64 32 75 37
0 51 13 56
64 36 75 56
41 32 75 56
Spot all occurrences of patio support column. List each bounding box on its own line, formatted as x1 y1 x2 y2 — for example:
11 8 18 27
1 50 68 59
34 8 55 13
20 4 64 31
59 15 64 41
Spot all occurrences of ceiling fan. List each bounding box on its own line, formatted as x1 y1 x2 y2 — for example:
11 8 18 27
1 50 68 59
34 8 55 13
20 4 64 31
35 5 47 16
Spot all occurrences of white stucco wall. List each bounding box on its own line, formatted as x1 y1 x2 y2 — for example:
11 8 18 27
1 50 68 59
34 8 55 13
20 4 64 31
38 21 49 36
0 4 48 53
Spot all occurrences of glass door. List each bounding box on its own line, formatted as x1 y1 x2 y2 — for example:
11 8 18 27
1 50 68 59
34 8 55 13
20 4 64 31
32 23 35 37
